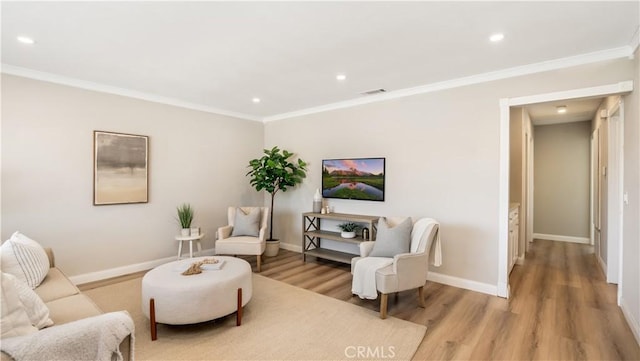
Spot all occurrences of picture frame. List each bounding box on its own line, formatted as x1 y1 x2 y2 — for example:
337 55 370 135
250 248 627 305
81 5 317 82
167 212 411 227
322 157 385 201
93 130 149 205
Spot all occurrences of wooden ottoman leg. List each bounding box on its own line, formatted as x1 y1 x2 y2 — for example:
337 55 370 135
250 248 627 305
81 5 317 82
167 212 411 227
237 288 243 326
150 298 158 341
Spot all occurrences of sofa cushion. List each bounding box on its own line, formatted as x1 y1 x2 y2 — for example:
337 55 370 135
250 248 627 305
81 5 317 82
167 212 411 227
45 294 103 326
1 232 50 289
5 273 53 329
1 273 38 338
34 268 80 303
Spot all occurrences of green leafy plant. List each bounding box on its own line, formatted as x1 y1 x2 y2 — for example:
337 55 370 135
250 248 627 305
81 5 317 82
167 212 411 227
247 146 307 241
176 203 194 229
338 222 361 232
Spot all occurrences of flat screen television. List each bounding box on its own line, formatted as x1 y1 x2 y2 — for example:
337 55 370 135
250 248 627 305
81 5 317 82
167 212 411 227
322 158 385 201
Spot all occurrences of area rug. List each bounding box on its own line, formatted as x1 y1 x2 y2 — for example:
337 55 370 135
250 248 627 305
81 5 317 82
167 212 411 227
85 273 426 360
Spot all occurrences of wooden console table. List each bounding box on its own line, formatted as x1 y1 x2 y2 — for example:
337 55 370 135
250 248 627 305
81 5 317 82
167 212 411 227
302 212 379 264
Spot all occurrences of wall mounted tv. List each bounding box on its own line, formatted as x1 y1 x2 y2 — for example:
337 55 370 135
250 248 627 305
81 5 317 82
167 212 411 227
322 158 385 201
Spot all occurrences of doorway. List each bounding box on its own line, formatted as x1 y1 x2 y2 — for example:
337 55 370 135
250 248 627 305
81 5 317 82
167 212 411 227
498 81 632 298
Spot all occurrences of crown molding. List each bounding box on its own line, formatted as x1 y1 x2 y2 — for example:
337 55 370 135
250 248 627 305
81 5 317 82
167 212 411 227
630 25 640 55
263 46 633 122
3 45 634 124
1 64 262 122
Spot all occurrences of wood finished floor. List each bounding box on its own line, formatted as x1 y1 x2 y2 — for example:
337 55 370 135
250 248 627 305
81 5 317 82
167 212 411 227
246 239 639 360
80 239 639 360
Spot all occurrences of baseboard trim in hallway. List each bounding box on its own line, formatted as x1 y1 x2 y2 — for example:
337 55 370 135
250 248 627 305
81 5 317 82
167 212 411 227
533 233 590 244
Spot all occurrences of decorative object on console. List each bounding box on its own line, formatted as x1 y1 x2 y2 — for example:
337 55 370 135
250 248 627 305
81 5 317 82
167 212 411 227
177 203 194 236
322 158 385 201
313 188 322 213
93 130 148 205
247 146 307 256
337 222 361 239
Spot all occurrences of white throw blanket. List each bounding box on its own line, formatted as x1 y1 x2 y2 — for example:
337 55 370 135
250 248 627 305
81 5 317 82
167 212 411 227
1 311 134 361
352 257 393 300
352 219 443 300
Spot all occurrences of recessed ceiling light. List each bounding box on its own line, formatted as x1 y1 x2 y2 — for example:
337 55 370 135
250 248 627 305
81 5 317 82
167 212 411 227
336 74 347 81
17 36 35 45
252 97 261 104
556 105 567 114
489 33 504 42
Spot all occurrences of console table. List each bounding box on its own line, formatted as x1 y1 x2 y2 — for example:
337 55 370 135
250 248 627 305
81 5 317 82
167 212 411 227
302 212 379 264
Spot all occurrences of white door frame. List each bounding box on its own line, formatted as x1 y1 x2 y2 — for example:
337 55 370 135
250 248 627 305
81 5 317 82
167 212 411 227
497 81 632 298
607 100 624 289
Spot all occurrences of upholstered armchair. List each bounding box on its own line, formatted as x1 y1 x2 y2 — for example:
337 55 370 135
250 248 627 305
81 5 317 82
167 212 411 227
351 217 441 319
215 207 269 272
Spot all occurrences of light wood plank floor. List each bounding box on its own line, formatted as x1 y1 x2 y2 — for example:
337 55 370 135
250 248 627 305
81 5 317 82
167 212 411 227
81 239 639 360
247 239 639 360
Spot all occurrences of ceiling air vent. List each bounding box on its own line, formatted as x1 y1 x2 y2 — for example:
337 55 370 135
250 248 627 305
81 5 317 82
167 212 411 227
360 88 387 96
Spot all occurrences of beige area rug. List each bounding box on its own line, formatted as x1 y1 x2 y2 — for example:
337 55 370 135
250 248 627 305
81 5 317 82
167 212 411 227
85 274 426 360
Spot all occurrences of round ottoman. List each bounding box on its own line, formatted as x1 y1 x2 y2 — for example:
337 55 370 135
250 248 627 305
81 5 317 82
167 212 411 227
141 256 252 340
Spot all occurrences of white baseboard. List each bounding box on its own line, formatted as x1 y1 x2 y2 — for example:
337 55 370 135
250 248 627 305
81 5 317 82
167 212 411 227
279 242 302 253
280 244 498 296
533 233 590 244
69 248 216 285
516 256 525 265
71 244 497 298
427 271 497 296
620 297 640 346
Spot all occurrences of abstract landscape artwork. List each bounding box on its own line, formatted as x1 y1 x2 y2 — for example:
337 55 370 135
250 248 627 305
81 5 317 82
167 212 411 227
322 158 385 201
94 131 148 205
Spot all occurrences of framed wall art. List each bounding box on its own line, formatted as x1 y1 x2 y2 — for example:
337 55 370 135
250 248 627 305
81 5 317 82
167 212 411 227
93 131 149 205
322 157 385 201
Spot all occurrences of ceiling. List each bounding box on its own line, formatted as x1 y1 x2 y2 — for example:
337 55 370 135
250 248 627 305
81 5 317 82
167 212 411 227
527 98 604 126
2 2 639 121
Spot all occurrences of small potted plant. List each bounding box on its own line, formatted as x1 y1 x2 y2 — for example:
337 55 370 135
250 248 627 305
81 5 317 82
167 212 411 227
177 203 194 236
338 222 361 239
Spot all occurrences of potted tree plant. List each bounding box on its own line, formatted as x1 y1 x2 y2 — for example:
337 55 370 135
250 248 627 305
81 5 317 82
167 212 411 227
247 146 307 257
177 203 194 236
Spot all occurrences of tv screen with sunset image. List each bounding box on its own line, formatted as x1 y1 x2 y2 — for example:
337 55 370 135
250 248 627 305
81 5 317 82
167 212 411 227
322 158 385 201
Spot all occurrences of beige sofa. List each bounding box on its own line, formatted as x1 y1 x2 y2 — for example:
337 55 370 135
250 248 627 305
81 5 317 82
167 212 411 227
1 248 132 361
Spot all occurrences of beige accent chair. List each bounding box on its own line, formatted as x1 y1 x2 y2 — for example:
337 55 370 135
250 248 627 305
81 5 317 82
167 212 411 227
351 217 440 319
216 207 269 272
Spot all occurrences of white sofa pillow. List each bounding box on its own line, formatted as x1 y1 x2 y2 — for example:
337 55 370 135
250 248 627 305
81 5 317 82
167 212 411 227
1 231 50 289
4 272 53 329
1 272 38 338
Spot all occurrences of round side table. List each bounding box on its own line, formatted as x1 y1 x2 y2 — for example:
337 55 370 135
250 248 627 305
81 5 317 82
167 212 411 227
175 233 205 259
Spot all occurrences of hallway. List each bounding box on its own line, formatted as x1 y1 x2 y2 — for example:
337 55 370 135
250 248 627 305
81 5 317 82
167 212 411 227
507 239 639 360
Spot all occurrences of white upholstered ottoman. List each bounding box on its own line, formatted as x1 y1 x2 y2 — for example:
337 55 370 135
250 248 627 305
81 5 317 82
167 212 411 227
141 256 252 340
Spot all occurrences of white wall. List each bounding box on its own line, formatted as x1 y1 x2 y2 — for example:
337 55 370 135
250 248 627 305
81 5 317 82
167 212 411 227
621 47 640 344
533 121 591 239
1 55 637 302
264 57 635 288
1 74 264 277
